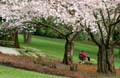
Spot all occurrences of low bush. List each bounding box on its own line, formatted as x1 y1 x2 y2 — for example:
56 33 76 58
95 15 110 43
18 47 47 57
0 40 14 47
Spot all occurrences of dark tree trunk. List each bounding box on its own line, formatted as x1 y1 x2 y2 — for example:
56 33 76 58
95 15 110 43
97 46 116 74
118 46 120 58
10 31 15 41
23 31 27 43
27 32 32 43
63 38 74 65
13 31 20 48
23 31 32 43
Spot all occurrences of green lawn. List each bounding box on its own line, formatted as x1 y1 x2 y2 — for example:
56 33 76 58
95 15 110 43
19 35 120 67
0 65 67 78
0 35 119 78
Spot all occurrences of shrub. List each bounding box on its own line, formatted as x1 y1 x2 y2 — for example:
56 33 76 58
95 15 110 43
34 27 63 39
0 29 11 40
0 40 14 47
18 47 47 58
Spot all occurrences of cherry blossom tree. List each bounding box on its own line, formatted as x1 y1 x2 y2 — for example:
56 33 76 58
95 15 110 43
0 0 81 64
41 0 120 74
79 0 120 74
0 0 120 74
21 0 82 65
0 3 20 48
0 0 31 48
112 5 120 58
21 23 35 43
28 16 81 65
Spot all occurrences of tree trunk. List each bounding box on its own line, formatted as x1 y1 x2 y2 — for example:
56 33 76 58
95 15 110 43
97 46 116 74
10 31 15 41
118 46 120 58
63 38 74 65
23 31 27 43
14 31 20 48
23 31 32 43
27 32 32 43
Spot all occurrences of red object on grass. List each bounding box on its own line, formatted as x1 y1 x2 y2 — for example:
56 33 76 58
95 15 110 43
80 51 86 60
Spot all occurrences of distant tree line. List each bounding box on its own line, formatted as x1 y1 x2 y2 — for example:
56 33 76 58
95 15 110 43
34 26 88 41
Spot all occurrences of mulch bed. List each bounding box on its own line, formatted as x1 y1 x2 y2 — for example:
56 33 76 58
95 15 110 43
0 52 119 78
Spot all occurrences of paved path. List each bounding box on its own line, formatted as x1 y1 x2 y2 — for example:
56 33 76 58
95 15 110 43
0 46 20 55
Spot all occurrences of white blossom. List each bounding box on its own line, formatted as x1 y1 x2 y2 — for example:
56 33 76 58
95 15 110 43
0 0 120 33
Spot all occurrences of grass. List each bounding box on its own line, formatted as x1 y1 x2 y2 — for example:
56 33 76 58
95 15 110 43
0 65 67 78
19 35 65 59
19 35 120 68
0 35 119 78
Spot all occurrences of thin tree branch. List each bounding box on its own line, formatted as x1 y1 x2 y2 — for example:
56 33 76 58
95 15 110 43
106 16 120 46
106 25 112 46
103 0 111 23
110 15 120 26
93 11 105 45
71 31 80 41
110 15 120 33
39 22 66 37
80 23 100 46
112 7 118 23
112 39 120 46
99 9 108 33
66 32 74 38
24 21 66 36
88 29 101 47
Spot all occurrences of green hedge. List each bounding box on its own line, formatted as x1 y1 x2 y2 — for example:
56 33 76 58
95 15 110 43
34 27 89 41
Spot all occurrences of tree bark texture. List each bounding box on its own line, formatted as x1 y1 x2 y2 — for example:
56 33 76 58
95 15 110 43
63 38 74 65
14 31 20 48
118 46 120 58
23 31 32 43
97 46 116 74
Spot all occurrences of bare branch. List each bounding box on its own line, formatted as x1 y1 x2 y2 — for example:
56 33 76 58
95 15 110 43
111 7 119 23
106 26 112 46
40 23 67 37
111 15 120 34
112 39 120 46
87 28 101 47
71 31 80 41
93 11 105 45
99 9 108 33
106 15 120 46
24 21 66 36
80 22 100 46
103 0 111 23
110 15 120 26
